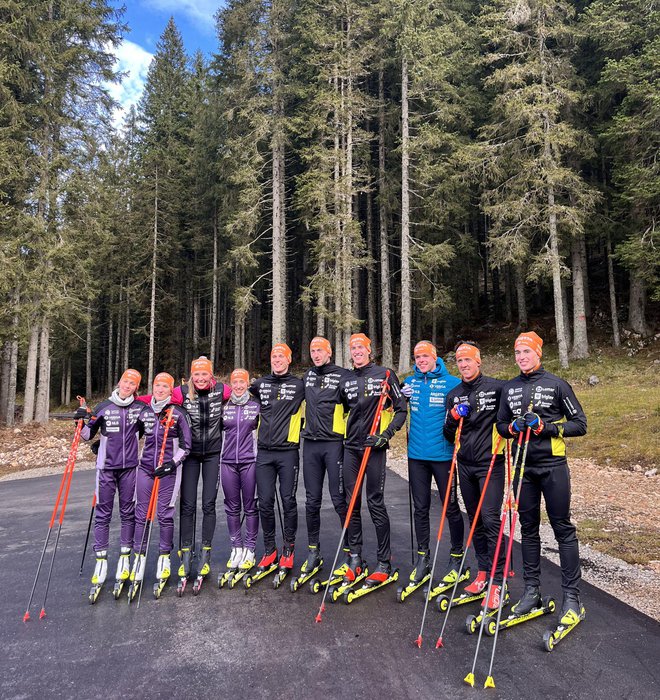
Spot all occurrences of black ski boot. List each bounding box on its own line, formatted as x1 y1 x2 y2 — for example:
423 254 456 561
511 585 541 616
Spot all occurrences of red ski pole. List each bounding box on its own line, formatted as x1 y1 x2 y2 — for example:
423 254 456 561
23 396 87 622
315 371 391 623
415 416 464 648
506 440 515 578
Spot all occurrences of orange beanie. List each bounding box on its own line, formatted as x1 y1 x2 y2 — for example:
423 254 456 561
153 372 174 390
515 332 543 358
231 368 249 384
413 341 438 361
191 356 213 375
455 343 482 365
349 333 372 354
271 343 292 363
120 368 142 386
310 336 332 355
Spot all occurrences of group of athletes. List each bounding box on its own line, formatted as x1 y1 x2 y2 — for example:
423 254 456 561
76 330 587 627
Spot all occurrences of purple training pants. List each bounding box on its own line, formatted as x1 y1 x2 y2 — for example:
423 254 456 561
94 467 136 551
133 466 182 555
220 461 258 550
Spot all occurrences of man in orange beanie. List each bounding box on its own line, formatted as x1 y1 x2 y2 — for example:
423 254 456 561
497 331 587 635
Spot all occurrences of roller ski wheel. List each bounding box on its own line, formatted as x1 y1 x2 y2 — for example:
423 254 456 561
487 596 556 637
344 568 398 605
309 571 343 595
396 571 431 603
176 578 188 597
465 614 478 634
88 583 103 604
290 548 323 593
544 602 586 652
217 570 236 589
153 578 168 599
426 567 471 602
112 580 126 600
192 575 205 596
273 568 290 589
464 588 510 634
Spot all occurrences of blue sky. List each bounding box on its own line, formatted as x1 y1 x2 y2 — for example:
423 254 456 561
107 1 224 125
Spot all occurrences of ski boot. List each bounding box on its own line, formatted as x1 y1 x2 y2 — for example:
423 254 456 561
487 585 555 636
543 592 585 651
327 553 369 602
465 583 510 634
88 550 107 604
309 547 350 594
244 549 278 589
153 553 170 599
231 548 255 588
397 550 430 602
273 545 294 589
218 547 243 589
435 570 487 614
127 553 146 602
426 553 470 601
176 546 192 597
112 547 131 600
344 560 399 604
291 545 323 592
192 546 212 595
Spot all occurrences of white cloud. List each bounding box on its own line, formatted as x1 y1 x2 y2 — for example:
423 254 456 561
106 40 154 128
144 0 218 34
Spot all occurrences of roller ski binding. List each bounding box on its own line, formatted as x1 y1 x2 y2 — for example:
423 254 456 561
273 545 294 589
244 549 278 589
112 547 131 600
153 553 170 599
88 550 107 604
291 545 323 592
176 546 192 597
543 593 585 651
218 547 243 589
192 546 212 595
309 548 350 594
326 553 369 602
425 553 470 601
486 586 555 636
344 561 399 604
397 550 431 602
465 583 510 634
127 553 145 602
436 569 487 613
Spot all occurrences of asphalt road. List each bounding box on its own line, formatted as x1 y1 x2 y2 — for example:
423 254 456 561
2 467 658 700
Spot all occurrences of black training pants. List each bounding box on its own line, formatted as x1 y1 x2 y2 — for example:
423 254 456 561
255 448 299 553
179 453 221 547
458 458 505 582
303 440 347 546
408 458 464 555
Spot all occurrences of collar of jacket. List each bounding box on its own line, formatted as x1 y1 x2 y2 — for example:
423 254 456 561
519 366 545 382
353 362 374 375
311 362 339 376
461 372 484 390
267 372 293 383
413 356 450 380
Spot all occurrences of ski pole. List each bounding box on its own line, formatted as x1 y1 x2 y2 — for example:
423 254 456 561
275 488 285 541
315 370 391 623
408 481 415 566
464 428 530 688
415 416 464 648
136 474 160 610
436 435 502 648
23 396 87 622
79 493 97 576
506 440 515 578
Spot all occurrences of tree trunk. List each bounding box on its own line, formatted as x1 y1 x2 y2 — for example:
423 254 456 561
271 95 287 345
514 264 527 329
548 187 569 368
210 215 219 363
193 291 200 357
35 319 50 423
107 315 114 394
570 234 589 359
86 312 92 398
606 235 621 347
398 54 412 374
365 189 378 343
378 66 394 368
148 176 158 387
23 324 39 424
6 328 18 425
0 342 9 422
628 273 648 336
504 265 513 324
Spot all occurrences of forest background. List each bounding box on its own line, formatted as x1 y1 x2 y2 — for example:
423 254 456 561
0 0 658 425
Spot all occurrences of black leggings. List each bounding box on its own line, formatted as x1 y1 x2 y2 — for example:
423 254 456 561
343 447 390 562
303 440 347 546
458 458 505 582
179 453 221 547
255 448 299 553
408 458 464 554
518 461 581 595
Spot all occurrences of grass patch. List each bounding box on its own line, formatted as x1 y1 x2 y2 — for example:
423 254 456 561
577 517 659 566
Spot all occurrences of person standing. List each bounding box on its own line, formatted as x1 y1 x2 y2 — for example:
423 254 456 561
297 337 350 582
444 341 506 609
339 333 407 586
78 368 147 601
250 343 305 584
401 341 464 589
496 331 587 625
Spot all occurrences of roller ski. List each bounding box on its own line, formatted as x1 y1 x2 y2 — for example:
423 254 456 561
176 546 192 597
436 570 487 613
397 551 431 603
88 551 107 604
272 545 294 589
343 560 398 605
244 549 279 589
465 584 510 634
112 547 131 600
543 593 586 651
290 545 322 592
325 553 369 602
127 553 146 602
153 553 170 599
425 553 471 602
485 586 555 636
309 548 350 594
218 547 243 589
192 546 212 595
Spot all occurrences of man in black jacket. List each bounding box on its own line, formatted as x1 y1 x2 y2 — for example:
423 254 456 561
339 333 407 585
496 331 587 626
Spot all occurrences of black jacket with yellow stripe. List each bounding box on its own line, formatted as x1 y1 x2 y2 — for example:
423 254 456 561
340 363 407 449
496 367 587 468
301 362 351 441
250 372 305 450
444 373 506 467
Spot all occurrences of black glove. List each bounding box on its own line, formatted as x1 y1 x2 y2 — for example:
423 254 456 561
73 406 88 422
364 433 388 449
508 414 526 435
524 411 544 435
90 441 100 456
154 459 177 478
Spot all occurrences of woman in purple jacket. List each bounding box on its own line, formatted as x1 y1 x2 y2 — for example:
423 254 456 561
129 372 192 600
217 368 260 585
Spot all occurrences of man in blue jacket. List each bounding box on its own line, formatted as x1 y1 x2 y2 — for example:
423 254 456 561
402 341 464 587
